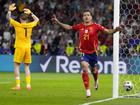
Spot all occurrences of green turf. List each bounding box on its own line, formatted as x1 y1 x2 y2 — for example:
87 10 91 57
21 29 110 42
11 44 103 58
0 73 140 105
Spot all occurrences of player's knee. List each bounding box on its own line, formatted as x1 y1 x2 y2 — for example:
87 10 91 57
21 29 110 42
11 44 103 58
82 65 89 72
92 67 98 73
82 64 88 69
14 62 20 66
24 63 30 66
83 69 88 73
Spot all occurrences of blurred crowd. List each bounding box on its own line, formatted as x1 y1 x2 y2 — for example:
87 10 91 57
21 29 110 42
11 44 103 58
0 0 116 56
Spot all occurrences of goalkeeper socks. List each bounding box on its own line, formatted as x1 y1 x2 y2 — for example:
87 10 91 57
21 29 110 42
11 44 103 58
82 72 89 89
15 77 20 87
26 76 31 87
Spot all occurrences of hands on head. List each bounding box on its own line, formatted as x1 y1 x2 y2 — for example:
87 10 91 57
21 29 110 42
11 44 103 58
23 8 32 15
9 3 32 15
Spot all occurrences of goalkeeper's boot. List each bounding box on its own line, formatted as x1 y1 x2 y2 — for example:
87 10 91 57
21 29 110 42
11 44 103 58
86 89 91 98
26 85 31 90
11 86 21 90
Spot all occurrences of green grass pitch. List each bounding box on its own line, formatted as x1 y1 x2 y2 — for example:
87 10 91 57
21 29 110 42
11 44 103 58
0 73 140 105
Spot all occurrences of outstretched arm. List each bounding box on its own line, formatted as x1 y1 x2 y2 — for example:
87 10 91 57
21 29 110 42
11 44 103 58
103 26 122 34
52 15 72 30
23 8 39 22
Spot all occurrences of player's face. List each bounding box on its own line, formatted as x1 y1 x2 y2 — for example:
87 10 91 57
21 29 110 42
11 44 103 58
20 18 28 23
82 12 92 23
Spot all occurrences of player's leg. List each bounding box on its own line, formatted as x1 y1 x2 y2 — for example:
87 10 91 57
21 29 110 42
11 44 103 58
24 63 31 90
89 52 99 90
91 66 98 90
81 54 91 97
12 62 21 90
12 48 24 90
81 61 91 97
81 61 90 89
24 47 32 90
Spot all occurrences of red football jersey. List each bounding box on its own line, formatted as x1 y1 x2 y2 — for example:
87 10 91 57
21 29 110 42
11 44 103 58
72 23 106 54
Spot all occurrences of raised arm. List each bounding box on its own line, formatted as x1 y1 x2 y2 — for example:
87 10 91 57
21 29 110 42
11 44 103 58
103 26 122 35
23 8 39 22
52 15 72 30
7 11 12 20
31 12 39 22
7 3 16 20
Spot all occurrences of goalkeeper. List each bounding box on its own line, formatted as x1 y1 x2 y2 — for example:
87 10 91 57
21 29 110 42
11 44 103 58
8 3 39 90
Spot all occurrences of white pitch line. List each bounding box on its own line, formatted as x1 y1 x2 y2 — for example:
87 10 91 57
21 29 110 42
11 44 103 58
80 97 118 105
0 82 12 84
119 93 140 98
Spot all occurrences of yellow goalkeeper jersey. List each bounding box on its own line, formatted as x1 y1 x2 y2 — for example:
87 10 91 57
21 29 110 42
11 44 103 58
10 18 37 48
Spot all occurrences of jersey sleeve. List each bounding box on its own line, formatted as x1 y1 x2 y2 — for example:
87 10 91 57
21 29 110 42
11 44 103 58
72 23 82 31
96 24 107 32
10 18 21 27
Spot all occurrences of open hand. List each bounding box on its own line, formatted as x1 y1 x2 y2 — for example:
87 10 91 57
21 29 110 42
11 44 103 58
9 3 16 11
23 8 32 15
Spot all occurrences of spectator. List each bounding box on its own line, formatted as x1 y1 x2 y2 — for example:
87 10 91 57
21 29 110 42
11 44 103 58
99 44 108 56
66 40 74 56
0 0 116 56
33 40 42 55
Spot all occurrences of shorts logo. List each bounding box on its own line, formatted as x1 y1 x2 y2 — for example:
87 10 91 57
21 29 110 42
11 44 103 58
85 29 88 33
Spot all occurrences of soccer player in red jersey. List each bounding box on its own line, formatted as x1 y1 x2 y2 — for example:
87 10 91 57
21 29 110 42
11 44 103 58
52 10 122 98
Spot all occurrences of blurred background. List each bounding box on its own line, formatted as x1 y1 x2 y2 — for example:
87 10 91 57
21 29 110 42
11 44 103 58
0 0 114 56
0 1 140 104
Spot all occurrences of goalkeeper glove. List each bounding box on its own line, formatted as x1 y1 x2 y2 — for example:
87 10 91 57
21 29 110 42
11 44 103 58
9 3 16 11
23 8 32 15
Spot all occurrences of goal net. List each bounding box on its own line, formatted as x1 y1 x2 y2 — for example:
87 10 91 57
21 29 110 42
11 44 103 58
118 0 140 97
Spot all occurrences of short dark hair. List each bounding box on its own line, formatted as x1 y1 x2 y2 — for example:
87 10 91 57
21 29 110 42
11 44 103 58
82 9 93 16
20 13 29 21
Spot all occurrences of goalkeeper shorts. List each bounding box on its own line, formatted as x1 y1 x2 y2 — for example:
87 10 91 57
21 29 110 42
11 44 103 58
14 47 32 64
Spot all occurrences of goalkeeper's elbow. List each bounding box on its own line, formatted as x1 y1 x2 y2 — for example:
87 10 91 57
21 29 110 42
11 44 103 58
36 18 39 22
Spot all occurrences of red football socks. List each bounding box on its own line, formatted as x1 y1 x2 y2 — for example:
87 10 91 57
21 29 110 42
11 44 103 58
82 72 89 89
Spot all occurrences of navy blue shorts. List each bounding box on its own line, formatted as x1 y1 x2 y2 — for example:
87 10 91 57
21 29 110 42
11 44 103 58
81 52 98 68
